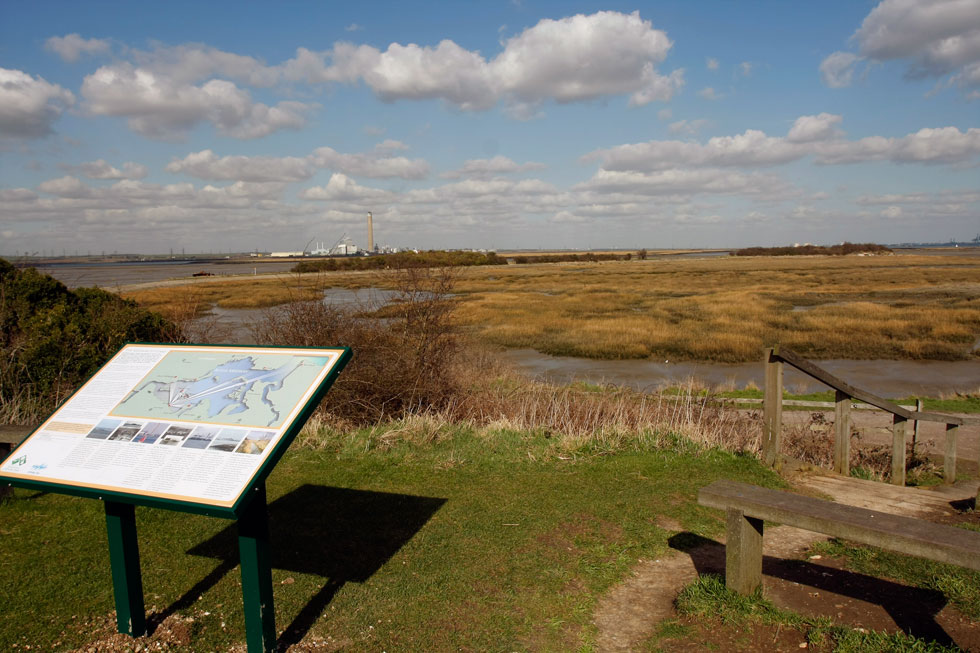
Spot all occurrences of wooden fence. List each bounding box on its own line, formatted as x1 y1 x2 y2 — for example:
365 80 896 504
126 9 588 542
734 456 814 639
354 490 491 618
761 346 979 486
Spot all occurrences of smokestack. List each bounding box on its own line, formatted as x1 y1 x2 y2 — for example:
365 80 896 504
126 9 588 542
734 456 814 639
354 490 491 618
367 211 374 252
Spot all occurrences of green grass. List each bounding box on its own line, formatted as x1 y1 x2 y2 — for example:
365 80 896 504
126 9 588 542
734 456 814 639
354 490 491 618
663 575 963 652
813 539 980 621
0 425 778 651
715 388 980 414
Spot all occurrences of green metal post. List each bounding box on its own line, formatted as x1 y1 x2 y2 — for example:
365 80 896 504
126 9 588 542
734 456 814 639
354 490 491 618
238 483 276 653
104 500 146 637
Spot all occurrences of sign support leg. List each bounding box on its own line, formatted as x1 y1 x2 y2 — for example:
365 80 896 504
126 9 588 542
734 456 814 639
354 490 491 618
104 500 147 637
238 483 276 653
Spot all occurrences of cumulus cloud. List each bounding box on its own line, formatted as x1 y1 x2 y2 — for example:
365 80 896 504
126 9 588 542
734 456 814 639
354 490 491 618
166 150 313 182
310 145 430 178
786 113 844 142
45 34 111 62
70 159 148 180
706 57 719 70
165 144 428 182
821 0 980 95
300 173 392 201
814 126 980 164
586 115 980 170
697 86 722 100
54 11 686 145
577 168 793 198
0 68 75 139
441 155 546 179
280 11 683 112
668 119 711 135
819 52 863 88
81 63 311 139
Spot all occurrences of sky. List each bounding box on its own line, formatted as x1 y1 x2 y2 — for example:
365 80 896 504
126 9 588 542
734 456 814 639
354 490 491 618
1 0 978 255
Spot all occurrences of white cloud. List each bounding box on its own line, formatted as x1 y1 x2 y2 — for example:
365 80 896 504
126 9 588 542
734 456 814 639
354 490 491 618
823 0 980 95
72 159 148 180
586 128 804 171
37 175 97 198
786 113 843 142
706 57 719 71
345 23 362 32
880 205 903 218
698 86 722 100
279 11 683 113
576 168 793 198
166 144 428 183
587 115 980 170
657 108 672 120
310 145 429 178
739 62 753 77
300 173 392 201
814 126 980 164
441 155 546 179
0 68 75 139
493 11 681 107
45 34 111 62
129 44 277 87
166 150 313 182
819 51 863 88
81 63 311 140
668 119 711 135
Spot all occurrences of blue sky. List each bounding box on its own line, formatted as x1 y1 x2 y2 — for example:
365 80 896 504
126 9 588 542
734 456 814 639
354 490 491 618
1 0 978 255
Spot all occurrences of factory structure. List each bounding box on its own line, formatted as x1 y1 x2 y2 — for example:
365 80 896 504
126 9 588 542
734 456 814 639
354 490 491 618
266 212 397 257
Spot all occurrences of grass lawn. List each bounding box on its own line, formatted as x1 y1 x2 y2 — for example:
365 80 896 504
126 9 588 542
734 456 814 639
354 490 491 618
0 426 777 651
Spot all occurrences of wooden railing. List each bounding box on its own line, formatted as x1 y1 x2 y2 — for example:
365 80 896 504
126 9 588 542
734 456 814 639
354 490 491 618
761 346 979 486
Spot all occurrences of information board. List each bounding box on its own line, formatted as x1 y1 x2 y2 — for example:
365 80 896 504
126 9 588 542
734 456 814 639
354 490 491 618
0 343 349 516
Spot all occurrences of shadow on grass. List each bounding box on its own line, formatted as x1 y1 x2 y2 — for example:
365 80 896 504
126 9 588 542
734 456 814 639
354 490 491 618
154 484 446 648
667 532 955 648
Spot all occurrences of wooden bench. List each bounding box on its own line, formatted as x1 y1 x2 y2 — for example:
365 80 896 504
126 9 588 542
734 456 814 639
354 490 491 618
698 479 980 595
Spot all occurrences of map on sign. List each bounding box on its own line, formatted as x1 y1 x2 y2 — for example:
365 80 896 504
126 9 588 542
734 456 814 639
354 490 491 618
111 352 333 429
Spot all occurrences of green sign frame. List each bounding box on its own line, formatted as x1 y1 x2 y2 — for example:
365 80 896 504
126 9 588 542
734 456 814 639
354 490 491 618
1 342 351 652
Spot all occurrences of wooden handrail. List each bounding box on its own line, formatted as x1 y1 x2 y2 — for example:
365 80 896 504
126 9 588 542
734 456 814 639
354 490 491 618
762 347 977 490
771 347 913 419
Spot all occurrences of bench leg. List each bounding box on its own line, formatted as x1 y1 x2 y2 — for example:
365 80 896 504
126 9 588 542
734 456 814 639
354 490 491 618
725 508 764 595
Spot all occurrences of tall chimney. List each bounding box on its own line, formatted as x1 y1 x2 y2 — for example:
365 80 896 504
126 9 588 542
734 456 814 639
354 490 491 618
367 211 374 252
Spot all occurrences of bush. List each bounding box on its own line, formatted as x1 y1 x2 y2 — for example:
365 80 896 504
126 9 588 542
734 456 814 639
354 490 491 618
292 250 503 273
733 242 892 257
251 265 461 423
0 259 176 422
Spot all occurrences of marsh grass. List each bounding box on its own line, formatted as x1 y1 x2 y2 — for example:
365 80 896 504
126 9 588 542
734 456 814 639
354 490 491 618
124 254 980 362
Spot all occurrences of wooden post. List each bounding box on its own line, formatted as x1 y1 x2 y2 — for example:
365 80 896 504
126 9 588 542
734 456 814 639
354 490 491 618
238 484 276 653
891 415 907 486
944 424 958 485
762 347 783 470
834 390 851 476
911 398 923 457
104 501 147 637
725 507 764 595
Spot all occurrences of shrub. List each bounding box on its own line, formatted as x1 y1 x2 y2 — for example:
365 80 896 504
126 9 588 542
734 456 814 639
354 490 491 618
292 250 503 273
251 265 461 423
0 259 175 422
733 242 892 257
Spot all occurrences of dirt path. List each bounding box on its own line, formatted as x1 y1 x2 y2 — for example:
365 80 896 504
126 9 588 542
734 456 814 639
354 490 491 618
593 474 980 652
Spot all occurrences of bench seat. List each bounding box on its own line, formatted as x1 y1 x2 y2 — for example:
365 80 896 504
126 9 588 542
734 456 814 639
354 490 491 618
698 479 980 594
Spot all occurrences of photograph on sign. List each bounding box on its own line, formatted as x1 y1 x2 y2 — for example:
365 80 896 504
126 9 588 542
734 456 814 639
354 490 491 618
0 344 346 509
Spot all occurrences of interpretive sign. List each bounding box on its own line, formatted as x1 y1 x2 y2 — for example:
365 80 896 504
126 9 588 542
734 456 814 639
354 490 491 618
1 342 350 652
0 343 350 516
